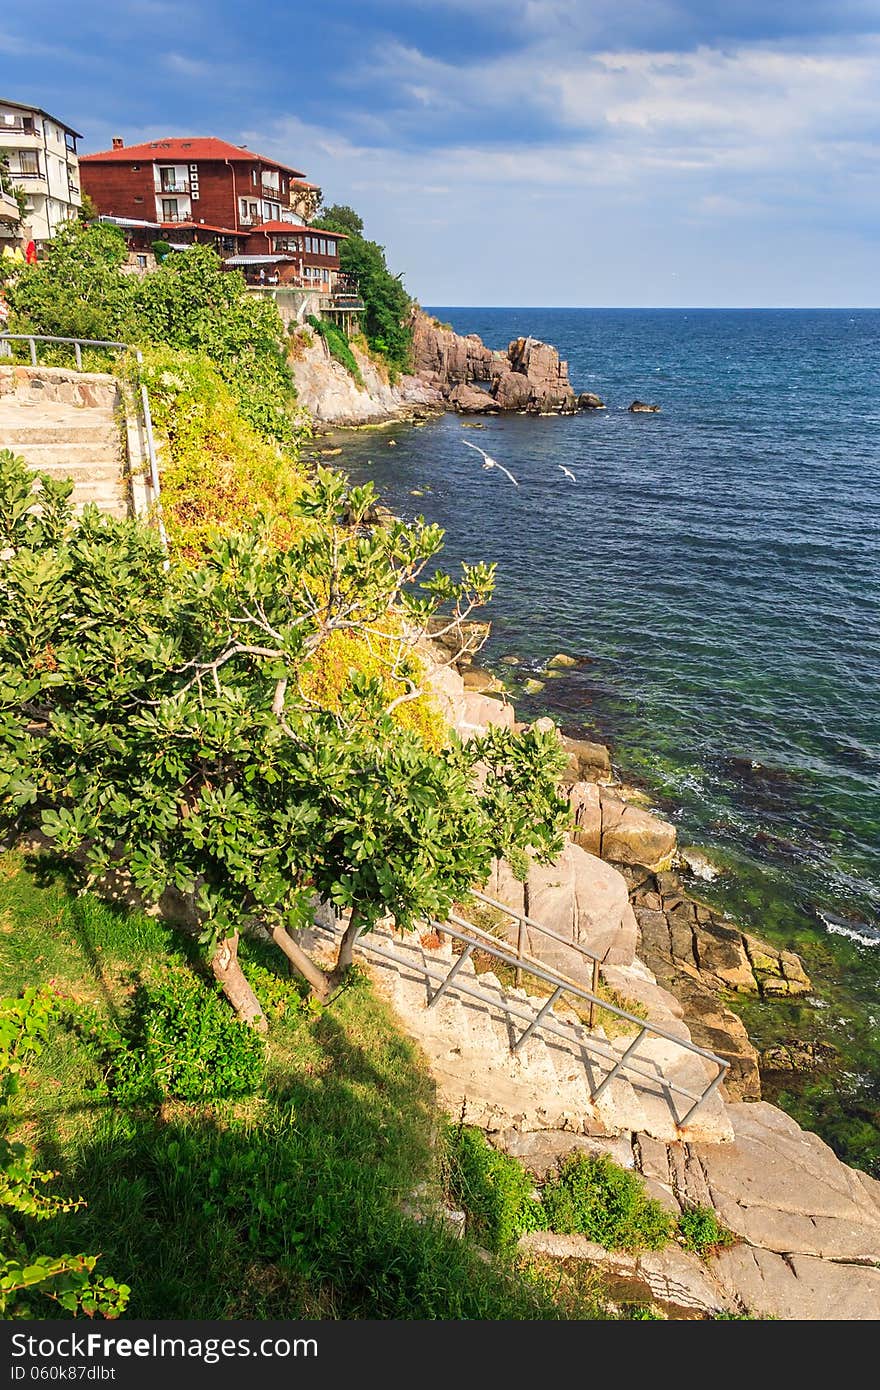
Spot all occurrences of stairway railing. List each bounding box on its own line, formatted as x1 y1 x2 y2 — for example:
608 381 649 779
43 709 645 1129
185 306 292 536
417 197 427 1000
0 333 167 551
320 905 729 1129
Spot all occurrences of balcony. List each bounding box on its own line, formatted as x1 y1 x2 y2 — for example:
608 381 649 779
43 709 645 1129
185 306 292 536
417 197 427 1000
158 181 190 195
0 188 20 224
11 167 44 180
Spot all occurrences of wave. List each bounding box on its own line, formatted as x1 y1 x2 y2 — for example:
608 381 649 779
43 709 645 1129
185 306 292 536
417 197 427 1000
817 910 880 948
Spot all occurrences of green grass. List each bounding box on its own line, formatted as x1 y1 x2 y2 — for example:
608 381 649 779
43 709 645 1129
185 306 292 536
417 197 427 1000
0 851 612 1320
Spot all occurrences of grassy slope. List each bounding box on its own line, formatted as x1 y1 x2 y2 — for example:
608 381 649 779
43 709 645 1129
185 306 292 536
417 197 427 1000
0 851 609 1320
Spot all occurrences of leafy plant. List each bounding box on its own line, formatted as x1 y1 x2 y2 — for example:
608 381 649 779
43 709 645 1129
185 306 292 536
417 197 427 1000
677 1204 736 1255
540 1153 674 1252
444 1124 545 1254
79 969 265 1104
0 989 129 1317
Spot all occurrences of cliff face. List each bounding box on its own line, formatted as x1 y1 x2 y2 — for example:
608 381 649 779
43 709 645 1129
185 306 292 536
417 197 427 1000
289 334 441 426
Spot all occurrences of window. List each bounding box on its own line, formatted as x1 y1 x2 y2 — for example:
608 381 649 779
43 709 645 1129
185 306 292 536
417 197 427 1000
18 152 39 175
136 254 147 268
132 164 140 172
304 236 312 253
134 196 144 204
162 198 179 220
320 238 327 255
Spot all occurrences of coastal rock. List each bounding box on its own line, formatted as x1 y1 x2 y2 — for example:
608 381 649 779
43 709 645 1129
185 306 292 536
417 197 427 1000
629 400 661 413
518 1232 734 1317
760 1040 837 1072
568 782 677 872
546 652 578 669
410 311 497 385
289 334 442 424
694 1102 880 1261
462 665 505 695
483 841 639 970
577 392 606 410
490 369 533 412
447 382 500 414
560 735 613 784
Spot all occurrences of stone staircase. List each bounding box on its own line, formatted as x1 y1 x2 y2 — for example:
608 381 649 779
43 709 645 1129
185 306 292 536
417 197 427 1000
311 917 732 1145
0 364 155 519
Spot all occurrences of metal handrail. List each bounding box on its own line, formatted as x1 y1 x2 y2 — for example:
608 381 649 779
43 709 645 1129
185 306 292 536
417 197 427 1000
327 910 728 1128
0 333 167 552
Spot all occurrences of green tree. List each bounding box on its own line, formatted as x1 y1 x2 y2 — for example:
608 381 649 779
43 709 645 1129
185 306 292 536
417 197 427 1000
313 205 412 372
6 219 133 341
6 224 299 448
0 451 569 1026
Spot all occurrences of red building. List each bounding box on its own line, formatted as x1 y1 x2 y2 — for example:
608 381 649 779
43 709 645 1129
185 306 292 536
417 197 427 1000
79 136 346 289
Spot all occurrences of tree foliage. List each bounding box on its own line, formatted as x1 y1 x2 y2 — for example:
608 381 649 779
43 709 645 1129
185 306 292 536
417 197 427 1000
313 204 413 372
6 224 298 447
0 450 569 1025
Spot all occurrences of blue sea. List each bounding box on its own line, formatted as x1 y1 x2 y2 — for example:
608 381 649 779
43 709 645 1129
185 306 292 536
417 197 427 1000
338 308 880 1171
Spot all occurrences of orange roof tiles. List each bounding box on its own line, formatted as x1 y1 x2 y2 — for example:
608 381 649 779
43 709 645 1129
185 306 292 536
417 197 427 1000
81 137 305 177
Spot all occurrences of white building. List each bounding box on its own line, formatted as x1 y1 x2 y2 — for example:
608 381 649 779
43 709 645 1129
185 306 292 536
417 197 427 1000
0 98 82 245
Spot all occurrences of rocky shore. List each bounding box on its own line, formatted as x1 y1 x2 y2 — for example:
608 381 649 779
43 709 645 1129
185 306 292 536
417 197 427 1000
289 308 607 426
355 638 880 1319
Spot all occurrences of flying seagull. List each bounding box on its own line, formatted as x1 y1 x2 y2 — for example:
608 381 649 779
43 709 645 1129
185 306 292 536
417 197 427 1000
558 465 577 482
462 438 519 488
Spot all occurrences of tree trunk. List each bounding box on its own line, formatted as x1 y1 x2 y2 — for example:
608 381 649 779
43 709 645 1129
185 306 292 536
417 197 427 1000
269 922 332 1003
211 931 267 1033
326 906 364 990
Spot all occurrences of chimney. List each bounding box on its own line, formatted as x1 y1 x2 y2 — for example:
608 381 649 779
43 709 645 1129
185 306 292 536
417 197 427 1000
112 137 124 150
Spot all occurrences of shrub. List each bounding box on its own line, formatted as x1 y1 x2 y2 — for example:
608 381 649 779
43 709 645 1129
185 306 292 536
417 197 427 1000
677 1204 735 1255
135 345 307 552
445 1124 545 1254
83 970 265 1104
540 1153 674 1252
150 240 172 262
0 989 129 1317
306 314 364 388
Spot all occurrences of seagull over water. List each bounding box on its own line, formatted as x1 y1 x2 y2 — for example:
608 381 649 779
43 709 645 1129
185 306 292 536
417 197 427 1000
462 438 519 487
558 464 577 482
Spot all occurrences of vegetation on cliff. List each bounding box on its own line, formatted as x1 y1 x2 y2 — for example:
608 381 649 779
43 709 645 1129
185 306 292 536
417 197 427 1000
0 855 617 1319
312 204 413 374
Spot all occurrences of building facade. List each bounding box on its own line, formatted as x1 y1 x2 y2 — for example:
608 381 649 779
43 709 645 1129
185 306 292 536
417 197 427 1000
0 98 82 245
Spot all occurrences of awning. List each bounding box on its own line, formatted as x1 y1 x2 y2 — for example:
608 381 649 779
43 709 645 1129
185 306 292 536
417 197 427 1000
223 254 295 266
99 215 161 230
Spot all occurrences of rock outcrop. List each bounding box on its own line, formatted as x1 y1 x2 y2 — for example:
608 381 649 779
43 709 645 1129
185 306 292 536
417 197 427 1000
629 400 661 413
412 311 578 415
569 781 677 872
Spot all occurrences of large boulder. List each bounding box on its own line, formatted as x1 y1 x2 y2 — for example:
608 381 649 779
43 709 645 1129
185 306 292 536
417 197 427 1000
578 392 606 410
448 382 500 413
568 782 676 872
490 369 533 412
629 400 660 413
483 841 638 973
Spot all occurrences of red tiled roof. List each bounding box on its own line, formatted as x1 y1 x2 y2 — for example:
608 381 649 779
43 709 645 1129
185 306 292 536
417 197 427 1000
249 220 347 237
81 137 305 176
292 179 321 190
160 221 246 237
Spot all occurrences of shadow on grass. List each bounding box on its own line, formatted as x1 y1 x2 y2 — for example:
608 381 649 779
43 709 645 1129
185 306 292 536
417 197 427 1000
21 1002 577 1321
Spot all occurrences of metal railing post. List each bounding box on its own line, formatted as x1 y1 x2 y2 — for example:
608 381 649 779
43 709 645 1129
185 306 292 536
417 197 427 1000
512 984 564 1053
427 942 475 1008
678 1064 728 1129
74 341 82 371
515 913 525 988
28 337 37 366
590 1025 647 1102
589 956 600 1029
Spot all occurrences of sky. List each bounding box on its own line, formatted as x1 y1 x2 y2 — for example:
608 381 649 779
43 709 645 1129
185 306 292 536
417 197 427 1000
3 0 880 306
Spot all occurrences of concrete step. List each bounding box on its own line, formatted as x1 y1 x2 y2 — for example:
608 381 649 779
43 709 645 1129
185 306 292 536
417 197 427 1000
10 441 122 465
24 461 127 485
1 422 120 448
